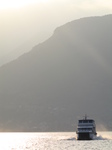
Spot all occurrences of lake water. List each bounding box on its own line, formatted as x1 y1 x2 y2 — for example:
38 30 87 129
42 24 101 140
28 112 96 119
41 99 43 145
0 132 112 149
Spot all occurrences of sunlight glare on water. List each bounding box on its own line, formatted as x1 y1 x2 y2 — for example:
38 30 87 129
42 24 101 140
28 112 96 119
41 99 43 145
0 132 111 150
0 132 28 149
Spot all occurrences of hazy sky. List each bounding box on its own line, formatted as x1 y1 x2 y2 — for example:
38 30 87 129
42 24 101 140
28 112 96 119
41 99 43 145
0 0 112 63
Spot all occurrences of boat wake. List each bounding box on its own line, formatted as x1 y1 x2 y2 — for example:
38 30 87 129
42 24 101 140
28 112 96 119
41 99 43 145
95 135 107 140
60 133 112 141
95 133 112 140
66 137 76 141
58 132 112 142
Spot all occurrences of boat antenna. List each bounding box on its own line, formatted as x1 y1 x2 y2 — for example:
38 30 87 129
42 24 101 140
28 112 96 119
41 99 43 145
83 114 88 120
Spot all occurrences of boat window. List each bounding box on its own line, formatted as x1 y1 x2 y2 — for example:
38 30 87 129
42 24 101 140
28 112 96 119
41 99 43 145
83 120 88 123
89 128 92 131
78 128 92 131
89 120 93 123
79 120 94 123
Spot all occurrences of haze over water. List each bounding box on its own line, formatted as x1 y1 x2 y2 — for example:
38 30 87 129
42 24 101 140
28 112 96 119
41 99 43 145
0 132 112 149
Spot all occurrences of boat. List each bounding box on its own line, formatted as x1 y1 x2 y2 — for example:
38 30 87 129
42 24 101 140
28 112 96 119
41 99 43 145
76 115 97 140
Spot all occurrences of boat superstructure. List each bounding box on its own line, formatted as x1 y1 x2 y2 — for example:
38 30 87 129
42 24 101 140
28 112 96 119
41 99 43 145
76 115 97 140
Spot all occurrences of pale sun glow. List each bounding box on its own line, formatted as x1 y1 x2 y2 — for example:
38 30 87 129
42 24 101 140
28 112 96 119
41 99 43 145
0 0 48 10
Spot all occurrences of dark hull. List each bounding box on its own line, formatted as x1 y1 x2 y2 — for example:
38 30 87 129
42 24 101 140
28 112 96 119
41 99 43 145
77 133 92 140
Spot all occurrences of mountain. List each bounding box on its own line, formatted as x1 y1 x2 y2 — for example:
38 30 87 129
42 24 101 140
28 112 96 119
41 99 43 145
0 6 54 67
0 15 112 131
0 29 52 67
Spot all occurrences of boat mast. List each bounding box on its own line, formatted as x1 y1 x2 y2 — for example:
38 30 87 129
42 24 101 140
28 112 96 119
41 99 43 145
83 114 88 120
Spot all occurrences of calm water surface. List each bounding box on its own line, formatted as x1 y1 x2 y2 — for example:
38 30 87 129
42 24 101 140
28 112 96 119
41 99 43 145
0 132 112 150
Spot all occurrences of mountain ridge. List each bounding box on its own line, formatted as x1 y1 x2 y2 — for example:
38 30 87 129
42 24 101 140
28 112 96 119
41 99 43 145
0 14 112 131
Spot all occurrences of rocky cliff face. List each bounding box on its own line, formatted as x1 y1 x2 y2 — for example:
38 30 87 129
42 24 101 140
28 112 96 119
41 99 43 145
0 15 112 131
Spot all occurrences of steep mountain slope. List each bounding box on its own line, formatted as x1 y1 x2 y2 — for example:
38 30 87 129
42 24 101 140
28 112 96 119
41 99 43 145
0 15 112 131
